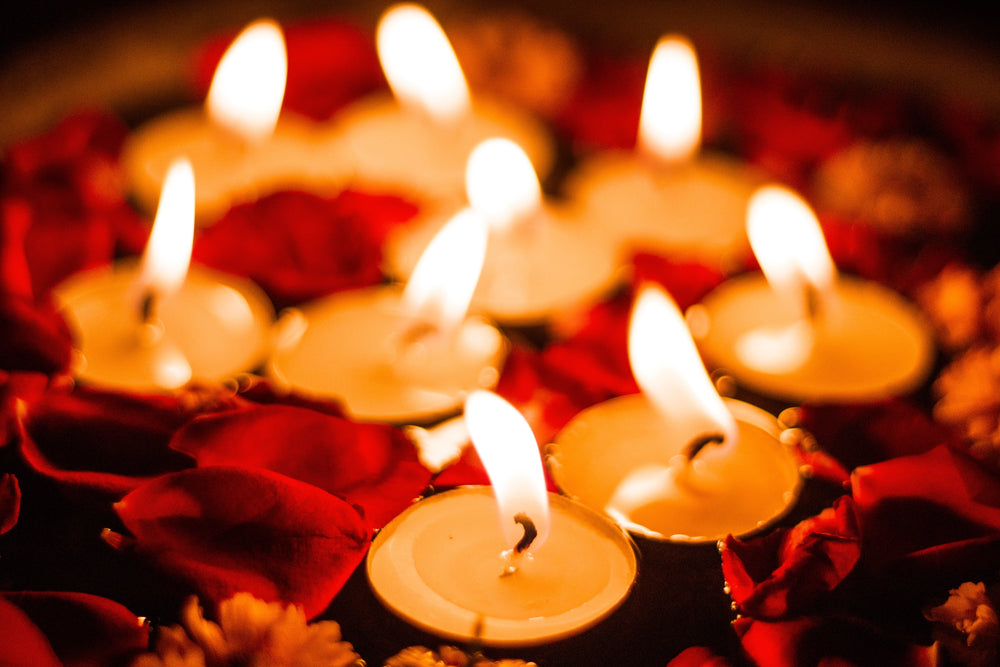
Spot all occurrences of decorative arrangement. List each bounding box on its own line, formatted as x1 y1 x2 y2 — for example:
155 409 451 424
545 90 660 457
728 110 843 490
2 3 1000 667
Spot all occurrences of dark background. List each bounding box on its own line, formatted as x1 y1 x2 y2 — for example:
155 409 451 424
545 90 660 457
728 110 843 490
3 0 996 58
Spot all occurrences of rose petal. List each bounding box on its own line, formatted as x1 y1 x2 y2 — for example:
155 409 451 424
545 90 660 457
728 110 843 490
115 466 371 618
666 646 733 667
0 293 72 375
722 497 861 620
192 190 418 310
18 384 204 500
171 405 431 528
0 596 61 667
796 399 959 471
0 473 20 534
851 444 1000 589
734 616 934 667
3 591 148 667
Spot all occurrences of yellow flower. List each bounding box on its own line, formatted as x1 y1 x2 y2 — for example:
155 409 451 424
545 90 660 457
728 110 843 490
132 593 361 667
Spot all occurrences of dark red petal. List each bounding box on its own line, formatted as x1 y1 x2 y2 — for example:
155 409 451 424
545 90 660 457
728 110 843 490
851 444 1000 590
721 498 861 620
0 596 61 667
0 473 20 534
192 189 418 310
0 293 73 375
171 405 431 528
666 646 733 667
19 385 200 500
3 591 149 667
115 466 371 618
734 616 934 667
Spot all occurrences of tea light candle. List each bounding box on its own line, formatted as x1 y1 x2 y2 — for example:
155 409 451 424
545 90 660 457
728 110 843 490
368 391 637 646
565 35 764 270
267 208 507 424
53 160 274 392
691 185 936 403
548 285 802 542
384 138 624 325
325 3 555 202
122 19 349 224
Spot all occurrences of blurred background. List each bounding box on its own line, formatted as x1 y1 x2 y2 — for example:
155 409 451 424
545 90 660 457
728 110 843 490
2 0 998 146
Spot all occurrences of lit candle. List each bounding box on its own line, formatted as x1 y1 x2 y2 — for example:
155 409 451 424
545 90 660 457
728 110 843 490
384 137 624 325
691 184 936 403
549 284 802 542
565 35 765 270
122 19 347 224
325 3 555 202
53 159 274 391
267 208 507 423
367 390 637 646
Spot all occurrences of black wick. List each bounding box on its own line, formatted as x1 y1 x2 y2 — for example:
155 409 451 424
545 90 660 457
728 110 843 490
398 319 440 348
804 282 822 322
683 432 726 462
139 290 159 325
513 512 538 554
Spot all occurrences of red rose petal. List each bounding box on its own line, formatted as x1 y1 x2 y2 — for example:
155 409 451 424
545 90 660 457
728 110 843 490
851 444 1000 587
0 293 73 375
0 596 61 667
3 591 148 667
115 466 371 618
796 399 959 471
734 616 934 667
721 497 861 620
0 473 20 535
666 646 733 667
171 405 431 528
192 189 418 310
18 385 205 500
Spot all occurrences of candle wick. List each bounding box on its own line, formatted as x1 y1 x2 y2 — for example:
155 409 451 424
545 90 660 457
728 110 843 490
684 432 725 463
513 512 538 554
139 290 159 325
500 512 538 578
804 283 823 323
398 319 440 349
136 289 167 346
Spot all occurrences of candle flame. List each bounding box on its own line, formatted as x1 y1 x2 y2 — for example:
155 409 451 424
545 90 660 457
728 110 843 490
401 208 487 335
376 3 471 124
206 18 287 142
746 185 837 316
628 284 737 446
465 138 542 232
138 159 195 298
637 35 701 164
464 390 550 554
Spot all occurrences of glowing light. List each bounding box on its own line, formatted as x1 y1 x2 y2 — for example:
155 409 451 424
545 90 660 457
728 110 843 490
746 185 837 315
376 3 471 123
465 138 542 231
206 18 287 142
138 159 195 298
401 208 488 335
628 283 736 445
464 390 551 554
637 35 701 164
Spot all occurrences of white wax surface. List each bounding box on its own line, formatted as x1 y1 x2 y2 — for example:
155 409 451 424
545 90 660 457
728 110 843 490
52 260 274 392
549 396 801 542
694 273 936 403
367 487 636 646
266 285 507 424
327 94 555 202
122 108 351 224
383 204 625 325
565 151 765 271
